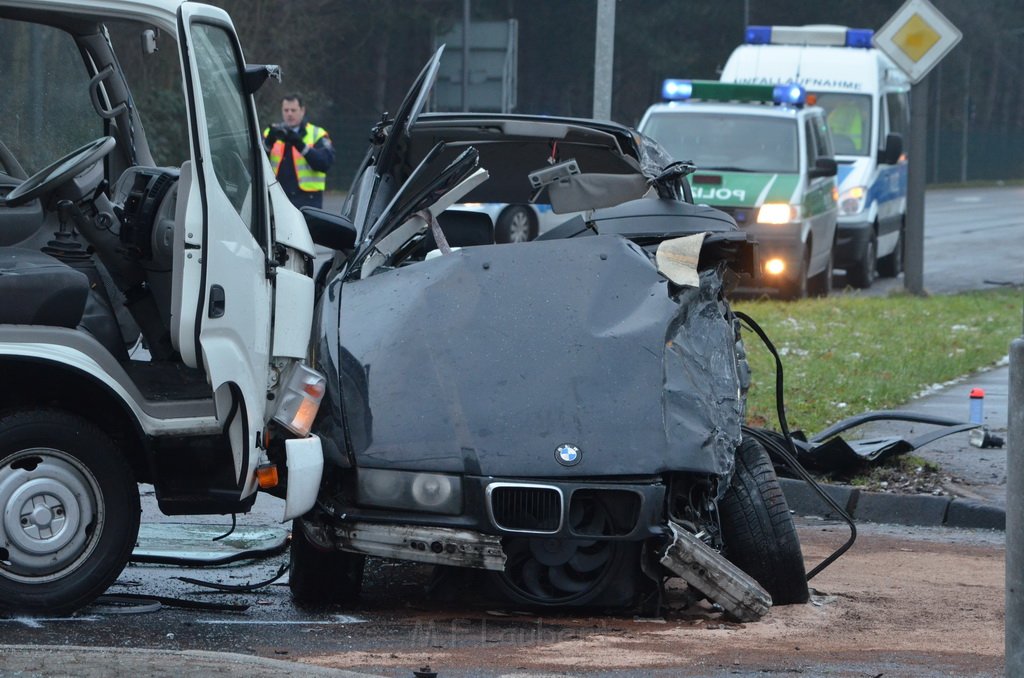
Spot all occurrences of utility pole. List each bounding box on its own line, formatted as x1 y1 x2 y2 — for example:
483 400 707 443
461 0 470 111
960 52 970 183
592 0 615 121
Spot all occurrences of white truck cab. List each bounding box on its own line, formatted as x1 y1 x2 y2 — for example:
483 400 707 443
0 0 325 614
721 25 910 288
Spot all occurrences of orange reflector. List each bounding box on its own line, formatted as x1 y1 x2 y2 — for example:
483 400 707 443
303 381 325 398
256 463 279 489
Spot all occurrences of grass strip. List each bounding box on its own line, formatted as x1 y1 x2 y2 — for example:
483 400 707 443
733 288 1023 436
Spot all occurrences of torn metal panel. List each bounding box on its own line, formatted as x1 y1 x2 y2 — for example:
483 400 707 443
660 521 771 622
321 235 742 481
753 410 985 474
331 521 506 571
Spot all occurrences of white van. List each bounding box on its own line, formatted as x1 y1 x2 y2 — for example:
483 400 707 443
721 25 910 288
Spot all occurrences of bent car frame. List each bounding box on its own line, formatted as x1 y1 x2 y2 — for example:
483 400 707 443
292 49 809 619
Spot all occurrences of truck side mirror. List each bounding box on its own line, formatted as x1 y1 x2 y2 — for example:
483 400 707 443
300 207 357 251
808 156 838 179
243 64 282 95
879 133 903 165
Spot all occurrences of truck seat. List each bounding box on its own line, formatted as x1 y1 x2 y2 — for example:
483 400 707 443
0 248 89 327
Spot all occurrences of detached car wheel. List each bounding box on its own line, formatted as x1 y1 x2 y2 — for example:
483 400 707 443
0 410 140 615
289 518 365 606
490 496 640 608
719 437 809 605
494 205 538 244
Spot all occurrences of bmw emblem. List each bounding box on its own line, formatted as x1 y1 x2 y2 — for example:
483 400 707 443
555 444 581 466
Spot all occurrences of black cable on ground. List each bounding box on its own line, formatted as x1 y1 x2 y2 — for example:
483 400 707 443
128 541 287 567
177 561 290 593
93 593 250 612
733 310 857 581
211 513 237 541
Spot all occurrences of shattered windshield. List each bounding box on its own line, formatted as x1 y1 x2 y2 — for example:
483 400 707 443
641 112 799 174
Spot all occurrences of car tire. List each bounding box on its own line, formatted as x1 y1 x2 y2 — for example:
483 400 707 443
0 409 140 615
289 518 365 606
494 205 538 244
878 224 904 278
847 230 877 289
718 436 809 605
781 247 810 301
809 247 834 298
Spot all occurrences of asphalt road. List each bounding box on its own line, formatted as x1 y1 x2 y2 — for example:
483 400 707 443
842 184 1024 296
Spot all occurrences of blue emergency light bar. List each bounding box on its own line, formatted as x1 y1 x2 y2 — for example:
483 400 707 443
744 25 874 48
661 79 807 106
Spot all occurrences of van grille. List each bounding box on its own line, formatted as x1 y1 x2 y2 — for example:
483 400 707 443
489 485 562 533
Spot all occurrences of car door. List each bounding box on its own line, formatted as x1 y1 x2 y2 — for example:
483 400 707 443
803 115 838 267
175 4 272 497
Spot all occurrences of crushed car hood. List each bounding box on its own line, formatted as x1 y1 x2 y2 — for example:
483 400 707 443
317 235 743 480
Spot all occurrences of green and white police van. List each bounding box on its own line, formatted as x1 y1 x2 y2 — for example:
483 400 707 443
638 80 838 299
720 25 910 289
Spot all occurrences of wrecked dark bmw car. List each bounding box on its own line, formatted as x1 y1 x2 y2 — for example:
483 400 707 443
293 50 808 620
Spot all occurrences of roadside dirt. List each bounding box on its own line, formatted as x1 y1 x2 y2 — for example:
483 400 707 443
300 522 1005 677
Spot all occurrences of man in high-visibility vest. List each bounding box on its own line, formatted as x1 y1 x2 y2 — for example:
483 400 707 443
263 94 335 209
826 100 865 155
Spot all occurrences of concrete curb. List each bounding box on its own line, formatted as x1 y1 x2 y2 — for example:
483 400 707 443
779 478 1006 531
0 644 383 677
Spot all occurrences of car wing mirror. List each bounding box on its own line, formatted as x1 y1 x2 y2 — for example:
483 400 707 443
243 64 282 95
808 157 838 179
878 132 903 165
300 207 357 250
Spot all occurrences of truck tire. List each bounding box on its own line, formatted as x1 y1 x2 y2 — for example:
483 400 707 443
847 231 877 289
0 409 140 615
719 436 809 605
878 225 904 278
289 518 365 606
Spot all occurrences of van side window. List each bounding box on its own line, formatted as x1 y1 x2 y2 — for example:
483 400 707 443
804 120 817 168
886 91 910 147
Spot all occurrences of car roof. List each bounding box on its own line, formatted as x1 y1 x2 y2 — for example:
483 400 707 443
0 0 185 32
404 113 671 205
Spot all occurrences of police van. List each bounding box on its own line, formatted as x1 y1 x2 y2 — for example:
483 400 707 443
720 25 910 289
638 80 838 299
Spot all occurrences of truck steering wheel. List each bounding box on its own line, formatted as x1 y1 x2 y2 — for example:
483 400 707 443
4 136 116 207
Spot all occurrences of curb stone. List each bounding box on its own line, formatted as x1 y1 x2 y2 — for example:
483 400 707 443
0 645 383 678
778 477 1006 531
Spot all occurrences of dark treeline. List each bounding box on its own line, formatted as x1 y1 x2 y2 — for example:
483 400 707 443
208 0 1024 186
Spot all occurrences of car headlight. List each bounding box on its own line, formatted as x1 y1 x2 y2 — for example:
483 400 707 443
756 203 800 224
838 186 867 215
357 468 462 515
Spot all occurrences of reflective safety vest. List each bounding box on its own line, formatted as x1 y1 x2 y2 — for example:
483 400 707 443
264 123 328 192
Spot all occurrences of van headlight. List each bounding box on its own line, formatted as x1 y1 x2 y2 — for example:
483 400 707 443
357 469 462 515
756 203 800 224
838 186 868 215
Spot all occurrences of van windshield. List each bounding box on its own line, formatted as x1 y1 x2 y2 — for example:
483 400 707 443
640 112 798 174
814 93 872 157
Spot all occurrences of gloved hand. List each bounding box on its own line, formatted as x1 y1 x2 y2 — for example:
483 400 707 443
265 125 287 144
283 128 307 153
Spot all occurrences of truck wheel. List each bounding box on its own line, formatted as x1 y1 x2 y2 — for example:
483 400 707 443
878 225 904 278
719 437 809 605
289 518 364 606
809 248 833 298
847 232 877 289
781 248 810 300
0 410 139 615
494 205 538 243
